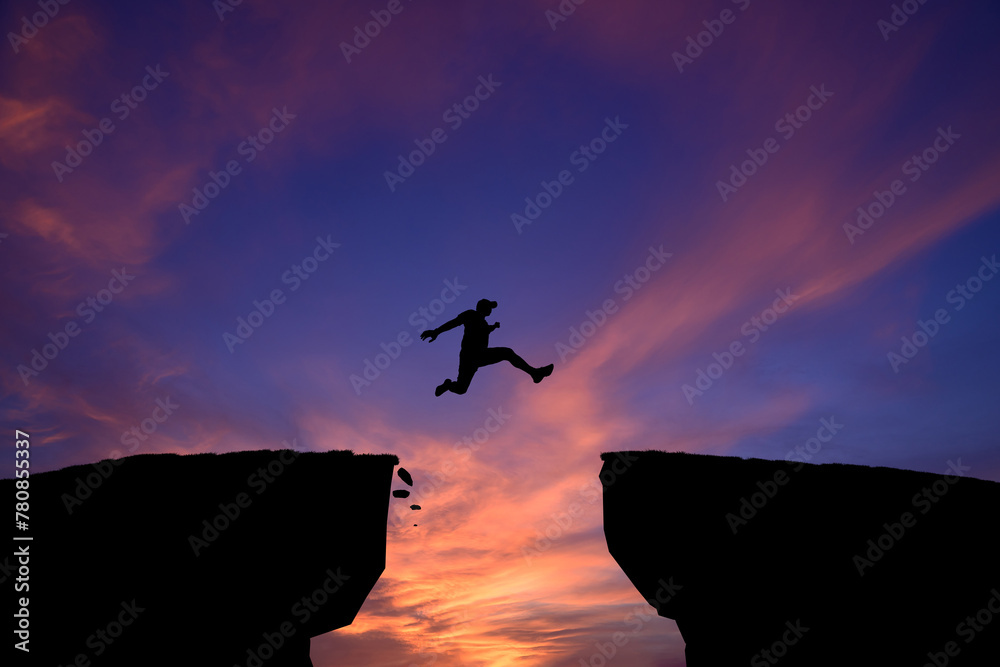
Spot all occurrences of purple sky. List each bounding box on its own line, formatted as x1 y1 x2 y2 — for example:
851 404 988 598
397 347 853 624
3 0 999 664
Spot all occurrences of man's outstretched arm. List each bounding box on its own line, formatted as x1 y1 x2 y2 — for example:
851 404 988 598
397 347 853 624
421 312 468 342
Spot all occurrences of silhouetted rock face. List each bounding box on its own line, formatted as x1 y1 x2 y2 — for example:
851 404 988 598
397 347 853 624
601 451 1000 666
6 449 398 667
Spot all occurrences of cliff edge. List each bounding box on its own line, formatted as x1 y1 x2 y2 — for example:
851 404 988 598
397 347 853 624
601 451 1000 666
6 449 399 667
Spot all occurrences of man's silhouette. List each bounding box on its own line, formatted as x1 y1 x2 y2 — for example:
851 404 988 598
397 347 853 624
421 299 553 396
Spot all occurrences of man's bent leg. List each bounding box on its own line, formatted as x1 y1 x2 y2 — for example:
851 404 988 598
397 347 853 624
482 347 536 376
449 356 478 394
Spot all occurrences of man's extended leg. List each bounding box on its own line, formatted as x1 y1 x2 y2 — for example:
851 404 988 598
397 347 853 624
481 347 553 383
532 363 554 383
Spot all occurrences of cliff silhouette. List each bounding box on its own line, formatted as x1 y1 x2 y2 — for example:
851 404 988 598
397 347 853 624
6 449 399 667
601 451 1000 666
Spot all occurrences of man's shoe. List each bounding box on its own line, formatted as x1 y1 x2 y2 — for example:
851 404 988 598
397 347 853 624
435 379 452 396
533 364 553 384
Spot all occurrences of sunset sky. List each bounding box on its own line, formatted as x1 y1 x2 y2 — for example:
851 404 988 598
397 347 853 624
3 0 1000 664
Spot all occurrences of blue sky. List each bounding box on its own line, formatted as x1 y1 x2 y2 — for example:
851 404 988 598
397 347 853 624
2 0 999 664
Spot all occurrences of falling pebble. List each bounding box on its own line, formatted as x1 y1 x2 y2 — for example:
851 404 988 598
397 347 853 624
398 468 413 486
393 490 410 498
410 505 421 510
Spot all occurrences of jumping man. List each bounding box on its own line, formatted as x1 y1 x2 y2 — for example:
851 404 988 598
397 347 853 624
421 299 553 396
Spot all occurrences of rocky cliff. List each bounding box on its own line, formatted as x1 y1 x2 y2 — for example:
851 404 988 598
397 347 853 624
6 449 399 667
601 450 1000 666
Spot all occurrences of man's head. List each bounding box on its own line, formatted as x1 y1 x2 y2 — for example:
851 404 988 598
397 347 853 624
476 299 498 315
